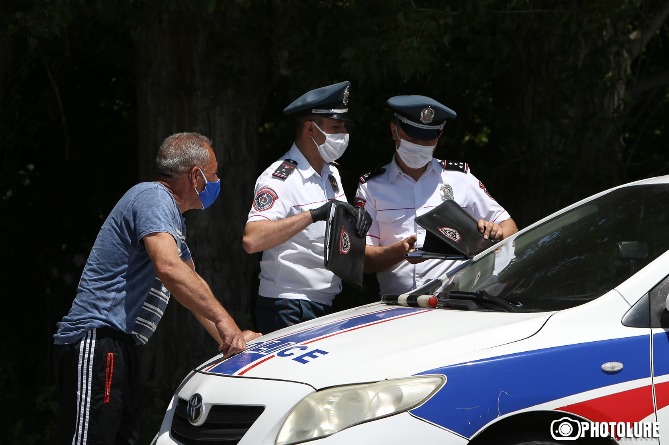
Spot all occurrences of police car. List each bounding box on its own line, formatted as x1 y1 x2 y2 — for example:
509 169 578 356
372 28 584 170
152 175 669 445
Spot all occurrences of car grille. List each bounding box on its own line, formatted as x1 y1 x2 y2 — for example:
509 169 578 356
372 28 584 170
170 398 265 444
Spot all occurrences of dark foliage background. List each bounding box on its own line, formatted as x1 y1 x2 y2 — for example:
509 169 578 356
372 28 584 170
1 0 668 443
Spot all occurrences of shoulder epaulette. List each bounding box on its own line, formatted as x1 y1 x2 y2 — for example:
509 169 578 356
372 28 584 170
272 159 298 181
441 159 469 174
358 167 386 184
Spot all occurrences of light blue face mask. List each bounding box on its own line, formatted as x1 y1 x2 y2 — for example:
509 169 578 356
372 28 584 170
196 168 221 209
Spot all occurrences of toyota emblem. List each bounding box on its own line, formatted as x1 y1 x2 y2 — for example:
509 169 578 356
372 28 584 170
187 393 203 425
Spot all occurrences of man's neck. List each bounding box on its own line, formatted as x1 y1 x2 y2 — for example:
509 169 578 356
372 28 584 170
155 178 191 214
295 139 325 175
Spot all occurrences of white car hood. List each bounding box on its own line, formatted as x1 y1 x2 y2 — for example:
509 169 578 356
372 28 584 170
199 303 552 389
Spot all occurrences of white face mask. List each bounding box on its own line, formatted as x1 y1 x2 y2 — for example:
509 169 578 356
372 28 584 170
395 128 436 169
312 121 350 163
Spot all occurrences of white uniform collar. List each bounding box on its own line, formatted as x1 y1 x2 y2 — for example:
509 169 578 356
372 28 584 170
286 144 320 180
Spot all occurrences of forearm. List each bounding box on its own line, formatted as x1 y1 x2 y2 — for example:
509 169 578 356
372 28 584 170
182 259 223 343
242 212 313 253
499 218 519 239
364 243 407 273
193 312 224 344
157 258 238 329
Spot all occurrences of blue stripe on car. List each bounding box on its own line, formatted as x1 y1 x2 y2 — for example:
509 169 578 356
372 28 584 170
412 335 650 438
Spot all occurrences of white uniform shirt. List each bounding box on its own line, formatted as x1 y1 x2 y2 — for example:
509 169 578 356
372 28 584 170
247 144 347 305
355 156 510 296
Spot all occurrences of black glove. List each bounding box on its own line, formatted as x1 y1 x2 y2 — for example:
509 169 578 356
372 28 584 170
309 201 334 223
340 202 372 238
310 201 372 238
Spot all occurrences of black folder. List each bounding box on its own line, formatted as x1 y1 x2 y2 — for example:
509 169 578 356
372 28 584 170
324 202 365 289
412 199 494 259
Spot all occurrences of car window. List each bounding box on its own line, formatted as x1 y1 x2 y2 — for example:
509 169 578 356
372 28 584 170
438 184 669 311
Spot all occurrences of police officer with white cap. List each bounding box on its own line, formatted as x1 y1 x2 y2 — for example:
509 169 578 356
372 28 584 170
243 81 371 332
355 95 518 296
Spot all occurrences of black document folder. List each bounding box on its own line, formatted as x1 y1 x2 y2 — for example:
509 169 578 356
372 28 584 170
413 199 494 259
406 230 468 260
324 202 365 288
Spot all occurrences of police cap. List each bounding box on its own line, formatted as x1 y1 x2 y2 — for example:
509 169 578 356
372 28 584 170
283 81 351 120
387 95 457 140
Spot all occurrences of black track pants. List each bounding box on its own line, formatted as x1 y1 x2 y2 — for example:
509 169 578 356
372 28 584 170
54 328 141 445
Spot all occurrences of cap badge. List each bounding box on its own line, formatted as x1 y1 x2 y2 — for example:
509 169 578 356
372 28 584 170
342 85 350 106
420 106 435 124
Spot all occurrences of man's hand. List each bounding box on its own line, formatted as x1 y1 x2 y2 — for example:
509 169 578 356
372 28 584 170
340 202 372 237
309 201 334 223
477 220 503 241
310 201 373 237
243 330 262 341
215 321 260 359
402 235 428 264
364 235 418 273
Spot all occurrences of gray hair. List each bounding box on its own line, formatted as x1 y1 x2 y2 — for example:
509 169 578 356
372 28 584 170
155 132 212 179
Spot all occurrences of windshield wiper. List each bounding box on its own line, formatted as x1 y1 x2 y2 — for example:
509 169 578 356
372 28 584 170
445 290 523 313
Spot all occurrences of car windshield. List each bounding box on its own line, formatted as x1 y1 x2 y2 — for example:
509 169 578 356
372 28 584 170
434 184 669 311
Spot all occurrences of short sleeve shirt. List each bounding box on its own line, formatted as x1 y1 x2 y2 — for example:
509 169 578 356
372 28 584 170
247 144 347 305
53 182 190 345
355 157 510 296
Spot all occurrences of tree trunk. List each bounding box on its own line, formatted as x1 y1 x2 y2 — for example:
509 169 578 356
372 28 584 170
133 5 273 421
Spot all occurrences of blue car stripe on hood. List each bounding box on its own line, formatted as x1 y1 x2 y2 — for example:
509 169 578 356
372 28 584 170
412 335 651 438
205 306 428 376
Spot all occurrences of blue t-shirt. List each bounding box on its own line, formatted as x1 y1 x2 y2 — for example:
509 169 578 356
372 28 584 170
54 182 191 345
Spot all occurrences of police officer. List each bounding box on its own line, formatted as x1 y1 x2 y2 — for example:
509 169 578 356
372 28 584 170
243 81 371 332
355 95 518 296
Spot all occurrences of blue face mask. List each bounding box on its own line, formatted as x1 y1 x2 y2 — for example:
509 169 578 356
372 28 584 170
196 168 221 209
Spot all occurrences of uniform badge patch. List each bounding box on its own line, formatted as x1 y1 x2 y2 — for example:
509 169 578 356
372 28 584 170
438 226 461 243
272 159 297 181
328 174 340 194
339 227 351 254
354 197 366 208
440 183 454 201
253 187 278 211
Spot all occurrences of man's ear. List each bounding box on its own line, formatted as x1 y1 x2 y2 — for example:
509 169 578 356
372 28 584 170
390 122 399 141
304 120 316 137
189 166 200 188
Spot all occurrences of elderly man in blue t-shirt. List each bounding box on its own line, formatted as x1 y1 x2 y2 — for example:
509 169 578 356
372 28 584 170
53 132 260 445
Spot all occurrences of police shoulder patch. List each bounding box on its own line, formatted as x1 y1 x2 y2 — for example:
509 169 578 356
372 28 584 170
253 187 278 211
272 159 298 181
440 159 469 174
358 167 386 184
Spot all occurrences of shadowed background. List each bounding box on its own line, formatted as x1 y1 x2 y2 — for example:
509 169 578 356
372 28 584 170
1 0 668 442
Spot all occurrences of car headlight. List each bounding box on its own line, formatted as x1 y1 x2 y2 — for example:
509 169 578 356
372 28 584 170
276 375 445 445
